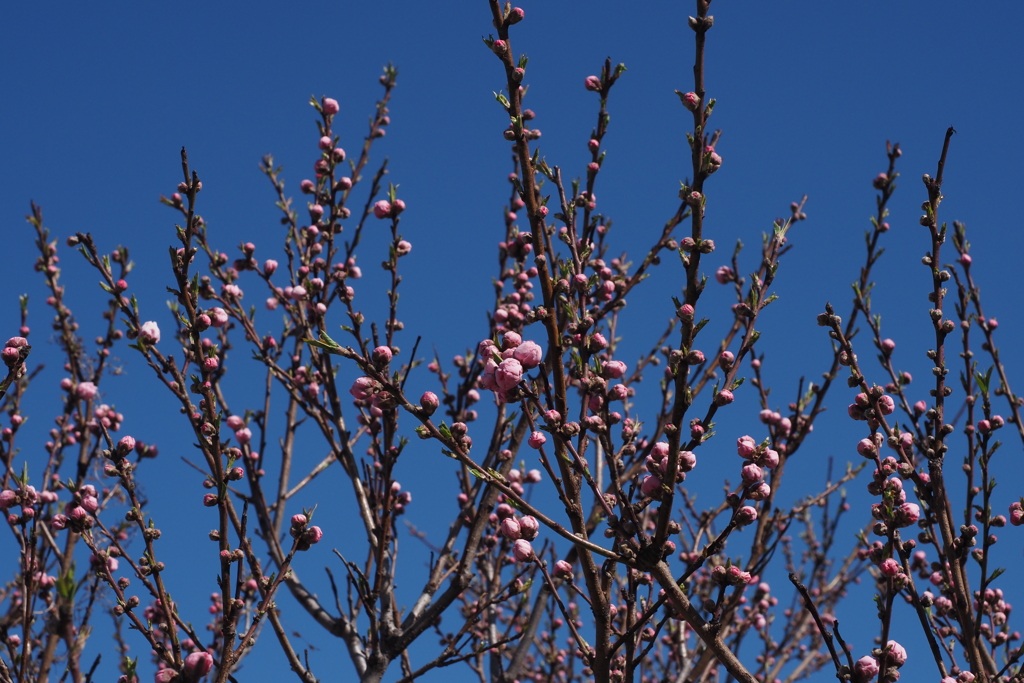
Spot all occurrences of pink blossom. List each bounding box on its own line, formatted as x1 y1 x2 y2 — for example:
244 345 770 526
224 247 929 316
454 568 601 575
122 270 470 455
234 428 252 445
139 321 161 344
263 259 278 275
527 431 546 449
76 381 98 400
554 560 573 579
350 377 377 400
759 448 780 469
373 200 392 219
226 415 244 430
679 91 699 111
715 389 734 406
584 75 602 91
494 358 524 392
322 98 340 115
715 266 734 284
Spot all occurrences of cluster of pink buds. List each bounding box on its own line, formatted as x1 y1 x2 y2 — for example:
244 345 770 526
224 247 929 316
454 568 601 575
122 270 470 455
758 409 794 437
976 415 1005 434
372 198 406 219
860 639 907 682
88 404 124 434
741 582 777 631
711 564 753 587
2 484 51 526
847 389 895 425
640 441 697 499
1010 500 1024 526
867 474 920 534
478 333 543 401
290 513 323 551
735 435 777 502
2 336 28 367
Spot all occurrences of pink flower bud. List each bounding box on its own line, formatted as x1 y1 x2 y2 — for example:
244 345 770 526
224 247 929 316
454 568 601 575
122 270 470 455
877 395 895 415
506 6 525 24
715 266 734 284
139 321 161 345
736 506 758 526
263 259 278 275
500 517 521 540
512 539 534 562
300 179 315 194
494 358 524 392
182 651 214 681
302 526 323 545
602 360 627 379
715 390 735 406
234 428 252 445
203 357 219 371
419 391 439 415
584 75 602 91
203 493 218 507
226 415 244 430
373 200 392 219
554 559 573 579
857 438 877 458
641 475 662 497
519 515 539 540
117 435 136 455
513 340 543 369
854 655 879 679
736 435 756 458
872 173 888 190
883 640 907 667
527 431 547 449
680 91 699 111
372 346 393 365
322 98 340 115
879 557 901 577
740 463 763 484
209 308 229 327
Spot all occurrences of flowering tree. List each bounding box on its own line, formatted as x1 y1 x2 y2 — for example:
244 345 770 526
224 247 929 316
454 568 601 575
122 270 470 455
2 2 1022 683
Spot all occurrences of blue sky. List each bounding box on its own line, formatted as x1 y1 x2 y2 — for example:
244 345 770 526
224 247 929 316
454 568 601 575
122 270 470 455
3 2 1024 681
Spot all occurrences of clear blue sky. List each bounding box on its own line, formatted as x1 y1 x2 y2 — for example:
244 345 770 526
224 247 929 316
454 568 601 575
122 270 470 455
3 2 1024 681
